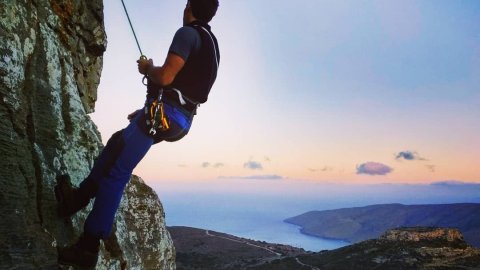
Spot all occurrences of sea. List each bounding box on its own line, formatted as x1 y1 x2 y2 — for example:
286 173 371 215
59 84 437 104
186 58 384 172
153 180 480 252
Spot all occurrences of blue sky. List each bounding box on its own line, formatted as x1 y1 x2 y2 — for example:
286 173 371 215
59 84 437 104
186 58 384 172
93 0 480 185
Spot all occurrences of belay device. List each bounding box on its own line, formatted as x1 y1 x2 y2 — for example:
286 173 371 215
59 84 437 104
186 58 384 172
121 0 169 135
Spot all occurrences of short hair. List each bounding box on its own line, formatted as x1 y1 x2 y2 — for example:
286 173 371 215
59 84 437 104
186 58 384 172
189 0 219 23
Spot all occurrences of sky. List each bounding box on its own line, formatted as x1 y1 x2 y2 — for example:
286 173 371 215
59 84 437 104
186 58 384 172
92 0 480 187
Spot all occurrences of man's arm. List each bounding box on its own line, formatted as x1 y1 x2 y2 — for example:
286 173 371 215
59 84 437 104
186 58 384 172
137 53 185 87
128 54 185 120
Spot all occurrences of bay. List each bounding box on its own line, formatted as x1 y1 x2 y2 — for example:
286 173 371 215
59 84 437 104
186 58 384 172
153 180 480 252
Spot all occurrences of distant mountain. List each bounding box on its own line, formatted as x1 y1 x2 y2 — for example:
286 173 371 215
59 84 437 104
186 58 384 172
169 226 480 270
284 203 480 247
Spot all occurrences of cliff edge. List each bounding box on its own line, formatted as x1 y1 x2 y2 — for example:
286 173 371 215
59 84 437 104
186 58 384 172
0 1 175 269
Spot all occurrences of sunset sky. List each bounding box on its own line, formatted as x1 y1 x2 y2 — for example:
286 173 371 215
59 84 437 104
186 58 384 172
92 0 479 186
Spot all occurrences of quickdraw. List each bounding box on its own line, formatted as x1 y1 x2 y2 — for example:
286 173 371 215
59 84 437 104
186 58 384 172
148 92 170 135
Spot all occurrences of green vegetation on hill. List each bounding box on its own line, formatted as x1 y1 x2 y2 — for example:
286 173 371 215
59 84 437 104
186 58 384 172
168 226 306 270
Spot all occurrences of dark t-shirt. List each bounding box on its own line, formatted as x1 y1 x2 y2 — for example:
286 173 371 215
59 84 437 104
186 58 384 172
165 22 219 106
168 26 201 61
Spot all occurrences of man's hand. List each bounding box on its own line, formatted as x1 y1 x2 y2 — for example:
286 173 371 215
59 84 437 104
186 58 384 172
137 58 153 75
137 53 185 86
127 110 139 122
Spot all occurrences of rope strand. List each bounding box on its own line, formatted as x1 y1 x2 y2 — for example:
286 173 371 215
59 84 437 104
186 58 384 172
120 0 144 57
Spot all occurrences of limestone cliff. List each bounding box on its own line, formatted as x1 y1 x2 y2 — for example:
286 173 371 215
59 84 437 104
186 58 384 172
0 1 175 269
381 227 465 244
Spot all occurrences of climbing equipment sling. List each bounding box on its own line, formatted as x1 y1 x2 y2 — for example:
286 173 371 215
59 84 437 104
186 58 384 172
145 87 170 135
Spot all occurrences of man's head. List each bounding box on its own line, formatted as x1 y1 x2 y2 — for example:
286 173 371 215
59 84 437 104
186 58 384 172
184 0 219 24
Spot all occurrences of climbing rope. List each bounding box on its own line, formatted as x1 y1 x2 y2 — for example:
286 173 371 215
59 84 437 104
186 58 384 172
120 0 146 60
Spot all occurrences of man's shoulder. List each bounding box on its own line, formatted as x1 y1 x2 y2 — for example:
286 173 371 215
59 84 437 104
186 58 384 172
175 26 201 40
170 26 202 60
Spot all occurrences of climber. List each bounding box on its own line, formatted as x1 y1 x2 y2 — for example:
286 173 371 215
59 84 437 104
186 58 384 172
55 0 220 267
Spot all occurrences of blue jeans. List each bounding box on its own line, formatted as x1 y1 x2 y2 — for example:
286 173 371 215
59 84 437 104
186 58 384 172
82 103 192 239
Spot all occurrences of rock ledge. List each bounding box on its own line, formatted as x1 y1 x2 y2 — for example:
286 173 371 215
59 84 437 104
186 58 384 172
381 227 464 243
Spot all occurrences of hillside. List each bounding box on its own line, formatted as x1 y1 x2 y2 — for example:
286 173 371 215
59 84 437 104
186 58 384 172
252 227 480 270
170 226 480 270
168 226 307 270
285 203 480 247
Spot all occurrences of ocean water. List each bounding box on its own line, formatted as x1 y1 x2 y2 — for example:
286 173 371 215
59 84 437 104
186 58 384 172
158 192 349 251
232 221 349 251
153 180 480 252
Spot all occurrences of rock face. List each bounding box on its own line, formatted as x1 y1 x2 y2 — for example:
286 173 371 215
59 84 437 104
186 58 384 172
109 176 175 270
0 1 175 269
381 227 464 244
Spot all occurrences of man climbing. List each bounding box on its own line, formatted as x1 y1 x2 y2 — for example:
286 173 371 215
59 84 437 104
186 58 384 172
56 0 220 267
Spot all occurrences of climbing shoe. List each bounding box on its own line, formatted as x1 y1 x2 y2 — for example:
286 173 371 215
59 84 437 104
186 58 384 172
54 175 98 218
58 233 100 269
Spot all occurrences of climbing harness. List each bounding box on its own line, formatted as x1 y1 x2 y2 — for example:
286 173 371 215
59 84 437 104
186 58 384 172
120 0 170 134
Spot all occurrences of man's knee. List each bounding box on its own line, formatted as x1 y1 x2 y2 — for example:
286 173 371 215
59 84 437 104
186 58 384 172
101 130 126 176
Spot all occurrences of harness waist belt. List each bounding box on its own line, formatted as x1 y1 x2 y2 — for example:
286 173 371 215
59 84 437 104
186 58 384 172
163 90 198 113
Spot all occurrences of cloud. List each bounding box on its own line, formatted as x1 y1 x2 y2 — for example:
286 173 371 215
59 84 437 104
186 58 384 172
244 161 263 170
356 162 393 175
202 162 225 168
218 175 283 180
426 164 435 172
321 166 334 172
309 166 334 173
431 180 479 186
395 151 426 161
